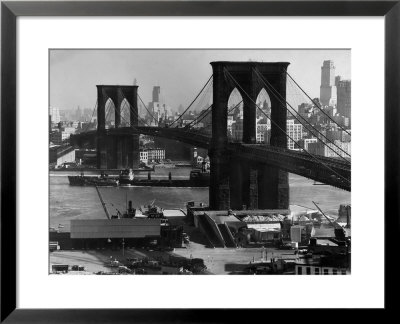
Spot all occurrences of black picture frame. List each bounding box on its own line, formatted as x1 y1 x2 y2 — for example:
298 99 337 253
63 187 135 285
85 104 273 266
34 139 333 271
1 0 398 322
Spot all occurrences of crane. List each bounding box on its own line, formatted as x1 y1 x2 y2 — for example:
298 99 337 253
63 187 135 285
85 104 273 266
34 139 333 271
312 201 346 240
95 186 111 220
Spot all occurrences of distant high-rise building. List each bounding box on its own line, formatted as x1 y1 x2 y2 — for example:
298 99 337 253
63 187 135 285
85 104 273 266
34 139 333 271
49 106 61 123
148 86 172 125
337 80 351 119
152 86 161 102
320 60 337 107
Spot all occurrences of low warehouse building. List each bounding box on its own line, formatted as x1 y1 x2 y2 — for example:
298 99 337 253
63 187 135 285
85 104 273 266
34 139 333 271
67 218 162 249
50 218 183 250
70 218 161 239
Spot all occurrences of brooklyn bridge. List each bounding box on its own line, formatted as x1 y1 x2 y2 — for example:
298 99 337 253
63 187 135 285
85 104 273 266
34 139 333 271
70 61 351 211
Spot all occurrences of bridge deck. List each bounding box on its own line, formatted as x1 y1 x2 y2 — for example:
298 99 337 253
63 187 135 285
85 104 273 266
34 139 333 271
71 126 350 191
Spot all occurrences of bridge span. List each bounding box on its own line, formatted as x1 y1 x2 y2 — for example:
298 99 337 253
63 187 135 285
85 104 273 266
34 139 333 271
70 61 351 210
70 126 350 192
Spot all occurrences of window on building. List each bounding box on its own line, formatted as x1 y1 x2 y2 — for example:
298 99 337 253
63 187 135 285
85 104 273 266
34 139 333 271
315 268 320 275
323 269 329 275
306 267 311 275
332 269 337 275
297 267 302 275
341 270 347 275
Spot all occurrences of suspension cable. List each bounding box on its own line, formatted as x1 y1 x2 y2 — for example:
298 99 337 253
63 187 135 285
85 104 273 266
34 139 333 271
121 100 147 127
223 68 350 185
184 104 213 128
81 99 98 133
184 97 243 135
180 78 213 128
253 68 350 161
256 69 350 161
117 88 150 127
169 74 213 127
137 94 158 124
127 101 150 127
286 71 351 136
193 108 212 126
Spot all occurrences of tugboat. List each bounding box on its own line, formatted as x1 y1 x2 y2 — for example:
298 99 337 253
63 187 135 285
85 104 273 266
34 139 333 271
118 169 135 186
140 199 165 219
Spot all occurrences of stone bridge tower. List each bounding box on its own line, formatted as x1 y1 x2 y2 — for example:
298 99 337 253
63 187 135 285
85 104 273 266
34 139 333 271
209 61 290 210
96 85 139 169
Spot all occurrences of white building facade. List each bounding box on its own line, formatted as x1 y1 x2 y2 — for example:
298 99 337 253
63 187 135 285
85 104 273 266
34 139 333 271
287 120 303 150
139 150 149 164
140 148 165 163
49 106 61 123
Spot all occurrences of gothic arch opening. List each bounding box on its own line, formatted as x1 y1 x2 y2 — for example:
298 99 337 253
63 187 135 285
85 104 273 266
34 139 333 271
227 88 244 142
104 98 115 129
255 88 272 144
120 98 131 127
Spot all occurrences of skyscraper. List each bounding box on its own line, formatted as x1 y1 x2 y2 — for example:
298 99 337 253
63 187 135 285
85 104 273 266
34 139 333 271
337 80 351 119
152 86 160 102
148 86 172 125
320 60 337 107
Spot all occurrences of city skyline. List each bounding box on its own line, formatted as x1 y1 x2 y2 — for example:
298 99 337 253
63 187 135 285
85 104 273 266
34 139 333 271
49 56 351 278
50 49 351 112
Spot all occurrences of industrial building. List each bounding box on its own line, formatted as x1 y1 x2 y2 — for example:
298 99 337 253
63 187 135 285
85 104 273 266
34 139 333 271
186 204 290 248
49 145 76 167
295 239 350 275
50 217 183 251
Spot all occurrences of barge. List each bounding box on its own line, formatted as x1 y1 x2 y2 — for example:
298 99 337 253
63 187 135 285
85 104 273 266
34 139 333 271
68 173 119 186
68 169 210 187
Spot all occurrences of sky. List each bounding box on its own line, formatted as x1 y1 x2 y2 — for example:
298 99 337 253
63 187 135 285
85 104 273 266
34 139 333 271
50 49 351 111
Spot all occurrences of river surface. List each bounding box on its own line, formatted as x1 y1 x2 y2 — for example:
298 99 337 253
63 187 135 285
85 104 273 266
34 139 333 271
50 167 350 231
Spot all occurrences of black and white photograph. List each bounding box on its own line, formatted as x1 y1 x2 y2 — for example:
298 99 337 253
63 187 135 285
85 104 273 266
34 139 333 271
3 0 397 318
49 49 351 276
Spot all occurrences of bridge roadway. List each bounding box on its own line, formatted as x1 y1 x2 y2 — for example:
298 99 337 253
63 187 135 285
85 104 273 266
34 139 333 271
71 126 351 191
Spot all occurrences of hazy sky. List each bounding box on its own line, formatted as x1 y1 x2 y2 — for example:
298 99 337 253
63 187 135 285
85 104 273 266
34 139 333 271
50 49 350 111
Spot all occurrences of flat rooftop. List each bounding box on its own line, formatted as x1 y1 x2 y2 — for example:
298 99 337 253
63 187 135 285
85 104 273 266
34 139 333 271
163 209 186 218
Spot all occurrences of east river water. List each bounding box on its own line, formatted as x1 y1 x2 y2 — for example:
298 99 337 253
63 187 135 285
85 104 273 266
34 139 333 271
50 167 350 231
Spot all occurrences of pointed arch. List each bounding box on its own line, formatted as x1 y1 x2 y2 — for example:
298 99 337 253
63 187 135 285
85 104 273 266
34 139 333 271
227 88 244 142
256 88 271 116
255 88 272 144
104 98 115 129
119 98 131 127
